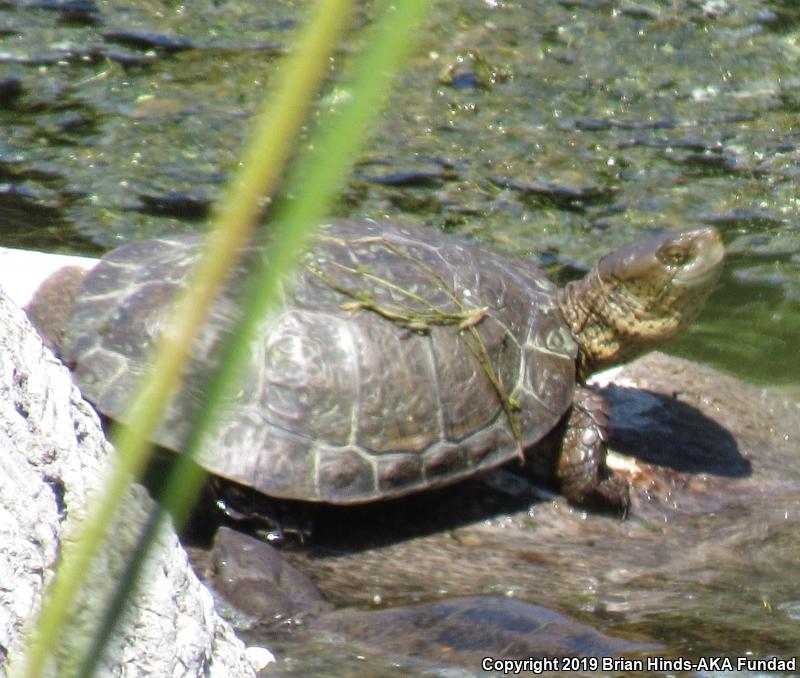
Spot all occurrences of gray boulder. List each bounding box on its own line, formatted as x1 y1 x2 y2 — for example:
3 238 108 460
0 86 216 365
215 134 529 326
0 289 257 677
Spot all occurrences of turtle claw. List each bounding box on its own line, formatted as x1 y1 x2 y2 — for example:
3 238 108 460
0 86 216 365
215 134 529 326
583 473 630 517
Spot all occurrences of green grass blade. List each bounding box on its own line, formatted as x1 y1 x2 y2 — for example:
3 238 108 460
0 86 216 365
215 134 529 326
159 0 432 530
17 1 355 675
75 1 430 673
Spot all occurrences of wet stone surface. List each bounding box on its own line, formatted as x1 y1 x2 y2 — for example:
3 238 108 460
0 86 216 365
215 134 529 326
189 353 800 676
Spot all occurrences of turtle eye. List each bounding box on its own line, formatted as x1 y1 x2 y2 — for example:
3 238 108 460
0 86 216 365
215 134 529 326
657 245 689 268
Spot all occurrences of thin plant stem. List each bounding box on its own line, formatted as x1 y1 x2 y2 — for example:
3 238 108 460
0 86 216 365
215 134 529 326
18 1 354 675
21 1 431 676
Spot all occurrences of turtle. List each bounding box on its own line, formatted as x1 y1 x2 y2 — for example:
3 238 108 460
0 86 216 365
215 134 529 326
57 219 724 515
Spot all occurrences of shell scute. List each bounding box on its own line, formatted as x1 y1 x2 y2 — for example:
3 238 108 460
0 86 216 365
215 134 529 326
316 445 376 501
260 311 357 446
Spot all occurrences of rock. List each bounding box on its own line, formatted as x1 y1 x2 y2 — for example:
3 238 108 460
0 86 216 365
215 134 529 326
0 289 256 677
0 246 95 310
198 532 656 674
200 527 332 630
232 352 797 668
310 595 658 667
4 238 797 670
489 175 614 210
25 265 87 353
102 31 195 53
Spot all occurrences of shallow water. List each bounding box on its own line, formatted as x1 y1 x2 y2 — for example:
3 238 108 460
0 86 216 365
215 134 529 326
1 0 798 386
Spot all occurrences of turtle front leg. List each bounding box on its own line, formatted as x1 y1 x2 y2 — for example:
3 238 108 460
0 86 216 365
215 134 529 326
557 386 630 515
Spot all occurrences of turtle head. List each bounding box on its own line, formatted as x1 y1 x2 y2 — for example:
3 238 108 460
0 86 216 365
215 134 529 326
559 227 724 379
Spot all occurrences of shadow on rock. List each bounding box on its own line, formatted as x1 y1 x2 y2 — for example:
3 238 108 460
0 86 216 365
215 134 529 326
599 384 749 477
185 463 545 555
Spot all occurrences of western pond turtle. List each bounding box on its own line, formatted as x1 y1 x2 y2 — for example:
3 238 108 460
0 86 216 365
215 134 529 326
59 219 724 513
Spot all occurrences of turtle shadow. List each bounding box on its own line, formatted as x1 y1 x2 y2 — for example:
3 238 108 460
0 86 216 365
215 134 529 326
302 470 539 552
175 454 540 553
597 384 750 477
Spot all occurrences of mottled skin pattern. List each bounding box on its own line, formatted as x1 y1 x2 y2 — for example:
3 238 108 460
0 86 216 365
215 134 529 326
552 228 725 507
62 219 724 513
559 229 724 380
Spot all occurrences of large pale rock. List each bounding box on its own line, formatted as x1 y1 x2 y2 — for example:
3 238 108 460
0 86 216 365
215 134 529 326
0 289 256 677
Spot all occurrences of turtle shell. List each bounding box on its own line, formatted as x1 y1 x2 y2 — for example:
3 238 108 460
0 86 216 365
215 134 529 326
63 219 578 503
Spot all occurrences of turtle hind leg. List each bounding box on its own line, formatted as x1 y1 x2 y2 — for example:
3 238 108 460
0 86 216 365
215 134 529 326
557 386 630 516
